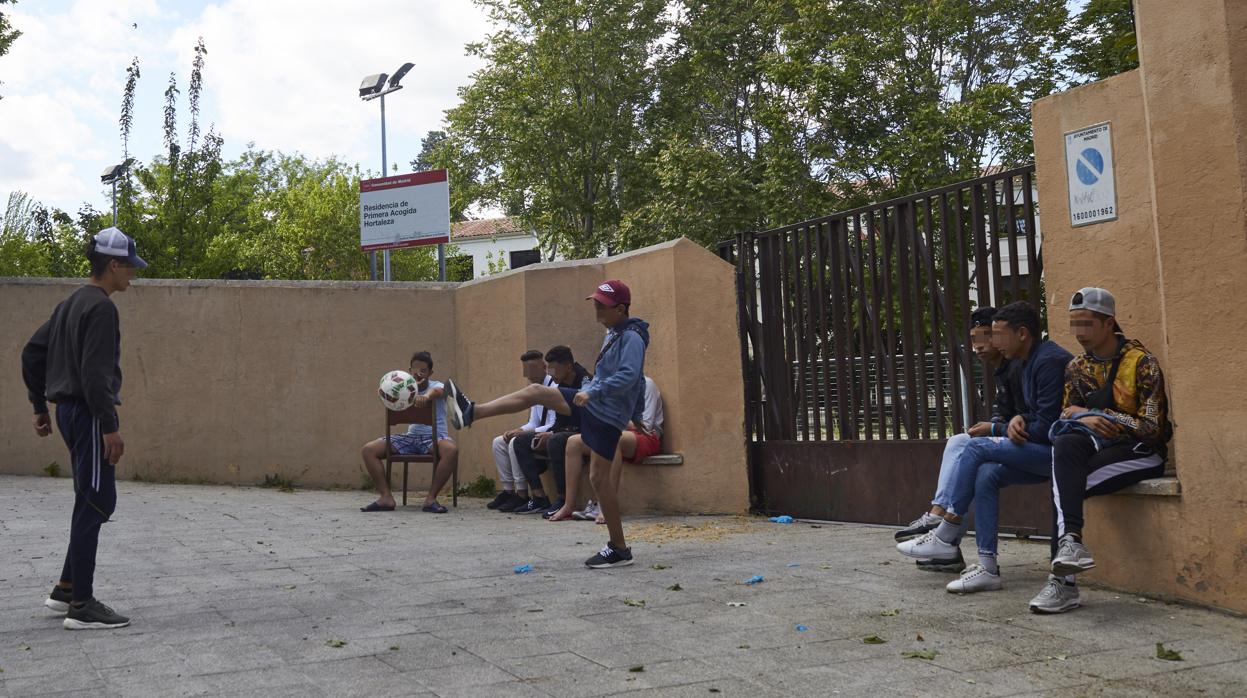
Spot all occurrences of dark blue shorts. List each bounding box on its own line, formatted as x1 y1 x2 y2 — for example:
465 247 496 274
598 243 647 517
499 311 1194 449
558 387 622 461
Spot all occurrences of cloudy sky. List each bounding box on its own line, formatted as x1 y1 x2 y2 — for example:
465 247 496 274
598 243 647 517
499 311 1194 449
0 0 493 215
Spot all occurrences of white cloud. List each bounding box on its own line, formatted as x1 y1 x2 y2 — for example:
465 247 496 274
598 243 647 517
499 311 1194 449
0 93 106 207
169 1 492 172
1 0 493 213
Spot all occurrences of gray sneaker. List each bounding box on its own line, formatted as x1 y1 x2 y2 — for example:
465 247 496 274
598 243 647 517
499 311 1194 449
63 598 131 630
1051 535 1096 576
1029 574 1081 614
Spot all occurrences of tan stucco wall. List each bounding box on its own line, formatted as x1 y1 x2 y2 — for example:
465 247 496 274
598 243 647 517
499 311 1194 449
1031 0 1247 613
1 279 458 487
1 238 749 516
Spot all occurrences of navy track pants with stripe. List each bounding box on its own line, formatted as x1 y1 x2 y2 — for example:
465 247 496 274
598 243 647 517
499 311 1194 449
55 399 117 602
1050 432 1164 560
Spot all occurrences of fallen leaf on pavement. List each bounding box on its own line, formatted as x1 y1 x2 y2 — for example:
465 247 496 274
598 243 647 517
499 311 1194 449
1156 643 1184 661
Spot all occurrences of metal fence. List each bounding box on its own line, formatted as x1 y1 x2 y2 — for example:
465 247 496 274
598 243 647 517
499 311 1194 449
717 165 1044 447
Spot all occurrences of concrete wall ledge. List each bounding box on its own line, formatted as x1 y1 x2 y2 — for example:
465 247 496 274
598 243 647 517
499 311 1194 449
1108 477 1181 497
637 454 683 466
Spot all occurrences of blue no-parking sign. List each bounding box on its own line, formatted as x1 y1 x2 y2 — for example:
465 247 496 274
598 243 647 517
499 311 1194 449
1065 122 1117 227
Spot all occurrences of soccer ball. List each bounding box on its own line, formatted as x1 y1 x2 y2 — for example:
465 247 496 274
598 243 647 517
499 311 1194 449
378 370 419 411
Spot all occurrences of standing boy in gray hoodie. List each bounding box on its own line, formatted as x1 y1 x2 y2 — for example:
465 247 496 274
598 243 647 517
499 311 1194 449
445 280 650 568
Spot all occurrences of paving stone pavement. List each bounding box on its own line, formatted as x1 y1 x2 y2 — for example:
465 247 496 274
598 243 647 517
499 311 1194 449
1 474 1245 697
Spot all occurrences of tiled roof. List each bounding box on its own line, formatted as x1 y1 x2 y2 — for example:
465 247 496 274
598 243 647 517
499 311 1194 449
451 217 529 240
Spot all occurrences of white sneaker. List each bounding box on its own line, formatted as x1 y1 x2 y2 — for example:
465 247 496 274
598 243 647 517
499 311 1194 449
945 564 1003 594
896 530 958 559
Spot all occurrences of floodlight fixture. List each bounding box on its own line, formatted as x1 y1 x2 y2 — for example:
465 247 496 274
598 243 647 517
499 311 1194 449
388 62 414 89
100 163 126 184
358 73 388 99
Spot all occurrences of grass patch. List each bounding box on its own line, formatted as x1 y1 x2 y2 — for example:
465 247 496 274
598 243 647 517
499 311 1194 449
259 472 301 492
455 474 496 498
43 462 60 478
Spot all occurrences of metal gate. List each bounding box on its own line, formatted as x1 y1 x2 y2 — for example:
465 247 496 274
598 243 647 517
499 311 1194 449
717 165 1051 535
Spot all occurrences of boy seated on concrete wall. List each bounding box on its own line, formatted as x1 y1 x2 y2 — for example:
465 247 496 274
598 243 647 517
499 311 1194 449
486 350 557 514
898 302 1073 595
894 305 1019 573
508 346 593 519
1029 288 1173 615
550 374 664 524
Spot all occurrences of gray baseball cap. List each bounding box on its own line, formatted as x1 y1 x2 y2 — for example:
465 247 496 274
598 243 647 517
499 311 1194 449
1070 287 1123 333
93 227 148 269
1069 287 1115 316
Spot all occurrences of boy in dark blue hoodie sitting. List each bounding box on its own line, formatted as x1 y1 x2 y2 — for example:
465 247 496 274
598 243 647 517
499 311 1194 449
897 301 1073 594
445 280 650 569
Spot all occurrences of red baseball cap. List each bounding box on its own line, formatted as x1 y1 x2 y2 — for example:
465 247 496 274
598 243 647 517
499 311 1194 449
586 279 631 306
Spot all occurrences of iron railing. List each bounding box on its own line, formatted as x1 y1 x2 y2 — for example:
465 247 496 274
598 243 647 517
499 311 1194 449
717 165 1044 446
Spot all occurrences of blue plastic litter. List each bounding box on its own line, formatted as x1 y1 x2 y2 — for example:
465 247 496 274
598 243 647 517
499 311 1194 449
769 515 795 524
745 575 765 585
513 564 533 574
795 624 809 632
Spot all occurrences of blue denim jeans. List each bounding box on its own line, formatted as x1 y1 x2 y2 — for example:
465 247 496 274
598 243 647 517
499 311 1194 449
931 432 972 509
949 437 1052 556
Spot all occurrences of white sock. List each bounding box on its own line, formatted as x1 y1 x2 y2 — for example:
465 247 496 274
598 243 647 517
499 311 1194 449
934 520 961 544
978 554 999 574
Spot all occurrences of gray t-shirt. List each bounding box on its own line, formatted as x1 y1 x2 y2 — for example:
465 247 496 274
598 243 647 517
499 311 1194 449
406 379 449 440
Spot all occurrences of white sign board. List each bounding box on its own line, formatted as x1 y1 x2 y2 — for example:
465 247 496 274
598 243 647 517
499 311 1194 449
1064 122 1117 227
359 169 451 252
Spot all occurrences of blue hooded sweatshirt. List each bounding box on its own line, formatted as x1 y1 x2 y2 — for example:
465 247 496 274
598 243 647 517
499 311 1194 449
583 317 650 430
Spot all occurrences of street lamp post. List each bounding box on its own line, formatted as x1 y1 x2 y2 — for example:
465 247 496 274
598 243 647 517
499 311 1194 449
358 62 446 282
100 161 131 226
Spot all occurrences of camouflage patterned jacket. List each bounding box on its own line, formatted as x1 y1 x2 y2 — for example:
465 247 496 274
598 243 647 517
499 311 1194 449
1062 338 1172 447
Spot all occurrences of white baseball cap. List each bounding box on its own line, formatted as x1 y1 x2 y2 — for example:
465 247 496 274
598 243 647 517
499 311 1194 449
92 227 148 269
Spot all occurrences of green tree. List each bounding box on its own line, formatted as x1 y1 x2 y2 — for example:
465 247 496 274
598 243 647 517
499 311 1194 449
203 151 440 281
1065 0 1138 83
793 0 1069 203
0 0 20 99
130 38 232 277
409 129 475 221
443 0 668 258
622 0 831 248
0 192 90 278
447 0 1069 255
0 191 47 275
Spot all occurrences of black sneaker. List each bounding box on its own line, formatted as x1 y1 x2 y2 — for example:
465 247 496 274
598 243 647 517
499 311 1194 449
916 548 967 573
63 599 130 630
45 585 73 614
541 498 566 519
895 514 942 542
445 379 474 429
497 492 527 512
486 491 513 510
585 541 634 569
514 497 551 515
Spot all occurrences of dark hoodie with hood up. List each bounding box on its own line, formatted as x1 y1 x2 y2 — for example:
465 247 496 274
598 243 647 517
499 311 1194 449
582 317 650 430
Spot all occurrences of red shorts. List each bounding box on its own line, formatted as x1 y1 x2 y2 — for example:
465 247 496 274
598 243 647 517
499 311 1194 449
625 428 662 463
